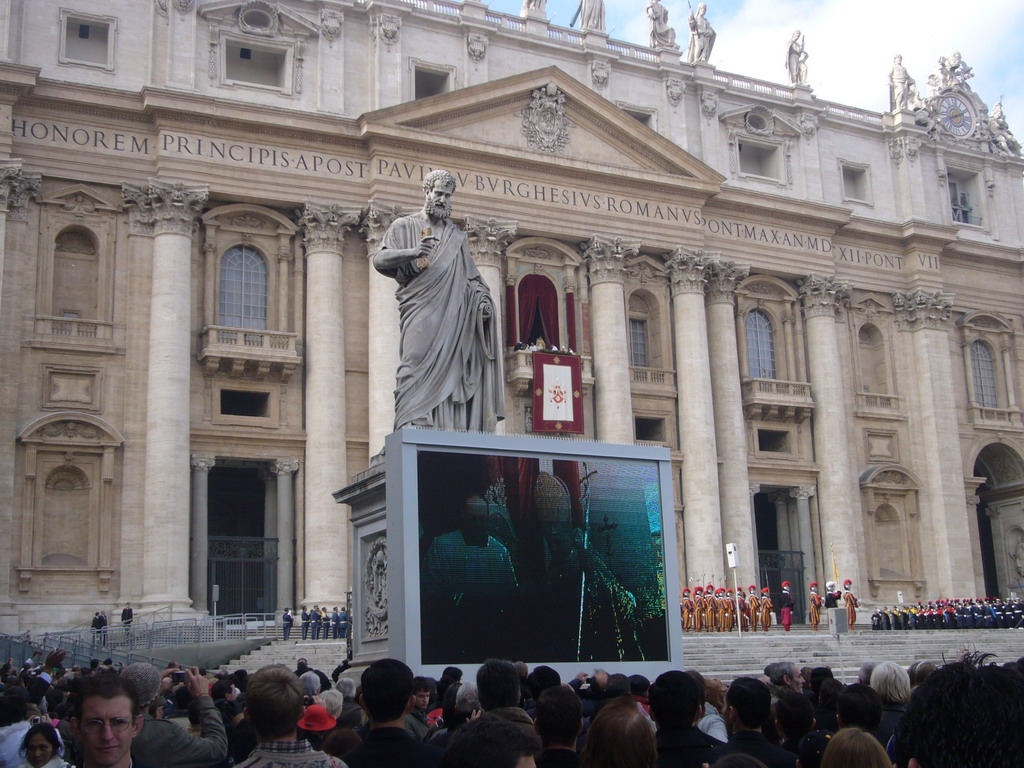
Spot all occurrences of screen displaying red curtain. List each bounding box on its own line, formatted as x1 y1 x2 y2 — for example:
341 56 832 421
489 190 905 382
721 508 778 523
517 274 560 348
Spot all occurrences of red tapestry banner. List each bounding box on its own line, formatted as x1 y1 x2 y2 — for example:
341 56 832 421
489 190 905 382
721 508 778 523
531 352 584 434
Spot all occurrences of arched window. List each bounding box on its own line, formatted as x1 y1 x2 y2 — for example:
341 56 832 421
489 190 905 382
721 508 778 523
517 274 559 348
971 340 998 408
746 309 776 379
629 294 650 368
219 246 267 329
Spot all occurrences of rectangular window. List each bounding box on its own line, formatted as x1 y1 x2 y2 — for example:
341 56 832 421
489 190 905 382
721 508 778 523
738 142 779 179
757 429 791 453
841 164 869 202
60 12 115 69
415 68 449 100
635 417 665 442
630 319 649 368
225 41 287 88
948 174 981 226
220 390 270 417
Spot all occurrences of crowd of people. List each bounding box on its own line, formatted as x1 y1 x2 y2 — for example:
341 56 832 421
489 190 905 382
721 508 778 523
870 597 1024 630
2 642 1023 768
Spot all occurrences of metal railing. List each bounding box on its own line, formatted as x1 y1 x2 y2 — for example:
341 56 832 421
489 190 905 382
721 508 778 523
42 613 286 655
1 632 172 672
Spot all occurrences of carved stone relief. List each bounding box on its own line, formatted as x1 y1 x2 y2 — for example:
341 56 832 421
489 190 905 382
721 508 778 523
520 83 572 154
364 534 388 637
467 33 488 63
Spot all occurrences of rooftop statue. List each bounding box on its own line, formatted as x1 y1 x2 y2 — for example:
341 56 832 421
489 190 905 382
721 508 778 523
647 0 678 50
686 2 715 63
786 30 808 86
889 55 916 112
372 170 504 433
988 102 1021 156
939 50 974 90
580 0 605 32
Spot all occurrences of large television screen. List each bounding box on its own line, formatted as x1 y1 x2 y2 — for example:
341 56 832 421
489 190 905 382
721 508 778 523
385 429 682 676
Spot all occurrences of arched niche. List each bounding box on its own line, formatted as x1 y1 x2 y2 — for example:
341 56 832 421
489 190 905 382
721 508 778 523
970 440 1024 597
16 413 124 595
859 464 924 600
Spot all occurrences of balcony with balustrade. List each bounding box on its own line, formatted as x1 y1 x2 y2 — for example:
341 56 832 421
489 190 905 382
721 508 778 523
741 377 814 423
198 325 301 381
29 316 119 353
505 349 593 397
630 366 676 397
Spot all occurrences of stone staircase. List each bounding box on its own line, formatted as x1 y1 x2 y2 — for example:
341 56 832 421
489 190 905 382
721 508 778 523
220 639 349 675
219 629 1024 682
679 627 1024 681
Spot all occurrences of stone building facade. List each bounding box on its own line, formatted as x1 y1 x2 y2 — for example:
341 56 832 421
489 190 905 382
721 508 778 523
1 0 1023 631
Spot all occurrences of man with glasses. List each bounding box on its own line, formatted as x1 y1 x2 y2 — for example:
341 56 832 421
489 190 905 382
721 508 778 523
72 674 148 768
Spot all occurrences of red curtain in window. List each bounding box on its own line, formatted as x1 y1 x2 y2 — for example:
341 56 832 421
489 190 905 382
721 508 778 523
517 274 560 348
565 291 577 351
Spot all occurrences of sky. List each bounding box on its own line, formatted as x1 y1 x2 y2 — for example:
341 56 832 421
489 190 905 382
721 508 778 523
485 0 1024 131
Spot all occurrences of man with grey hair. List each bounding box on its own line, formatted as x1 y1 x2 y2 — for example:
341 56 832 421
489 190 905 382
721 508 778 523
765 662 803 698
373 170 504 434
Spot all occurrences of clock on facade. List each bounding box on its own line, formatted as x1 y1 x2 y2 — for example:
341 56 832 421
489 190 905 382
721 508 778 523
938 95 974 137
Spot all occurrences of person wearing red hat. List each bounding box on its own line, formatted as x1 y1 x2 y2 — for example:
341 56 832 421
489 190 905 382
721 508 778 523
681 588 695 633
737 586 749 632
759 587 773 631
747 586 760 633
843 579 859 631
704 584 716 633
779 582 794 632
714 588 727 632
724 588 736 632
808 582 822 631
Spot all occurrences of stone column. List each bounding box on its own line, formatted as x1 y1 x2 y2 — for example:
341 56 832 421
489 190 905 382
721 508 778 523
0 164 38 311
773 493 792 550
799 275 862 586
361 203 404 457
583 236 639 443
466 217 516 435
666 249 723 582
791 486 816 591
189 455 215 612
706 261 757 585
273 458 300 610
893 289 973 595
961 341 978 407
124 179 208 608
1001 342 1019 415
299 203 359 607
369 12 402 109
749 483 761 581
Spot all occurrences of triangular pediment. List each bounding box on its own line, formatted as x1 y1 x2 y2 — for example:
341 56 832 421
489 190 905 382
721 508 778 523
199 0 320 37
42 184 119 214
362 67 724 188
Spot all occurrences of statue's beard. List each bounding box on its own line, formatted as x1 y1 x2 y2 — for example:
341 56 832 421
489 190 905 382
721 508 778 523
426 199 452 220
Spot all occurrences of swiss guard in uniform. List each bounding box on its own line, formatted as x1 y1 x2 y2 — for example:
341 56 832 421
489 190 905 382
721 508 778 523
842 579 859 631
738 587 749 631
747 585 760 632
824 581 840 609
692 586 704 632
714 587 727 631
681 588 695 632
808 582 823 631
724 588 736 632
704 583 716 632
760 586 774 631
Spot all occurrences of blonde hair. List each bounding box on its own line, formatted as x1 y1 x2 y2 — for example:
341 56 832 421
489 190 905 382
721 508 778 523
819 727 891 768
870 661 910 705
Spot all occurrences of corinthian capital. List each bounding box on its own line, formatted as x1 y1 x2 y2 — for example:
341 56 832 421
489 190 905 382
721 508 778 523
0 162 40 220
465 216 517 269
273 458 300 475
798 274 850 319
360 202 404 255
790 486 816 500
665 247 716 296
705 260 750 305
122 178 208 236
582 235 640 285
892 288 954 331
298 202 360 253
190 454 216 472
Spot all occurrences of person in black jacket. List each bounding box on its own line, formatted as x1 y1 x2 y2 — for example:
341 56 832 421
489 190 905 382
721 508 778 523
708 678 796 768
649 670 722 768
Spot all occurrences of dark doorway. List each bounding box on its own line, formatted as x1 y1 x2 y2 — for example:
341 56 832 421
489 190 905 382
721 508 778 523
207 465 276 614
754 491 806 623
974 482 999 597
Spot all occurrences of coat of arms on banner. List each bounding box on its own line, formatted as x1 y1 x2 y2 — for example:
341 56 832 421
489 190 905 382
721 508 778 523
531 352 584 433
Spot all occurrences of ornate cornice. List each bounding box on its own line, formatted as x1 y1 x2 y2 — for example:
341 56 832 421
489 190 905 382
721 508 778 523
122 179 208 236
582 235 640 285
798 274 850 319
0 162 40 220
298 202 360 253
705 260 750 305
273 457 300 475
360 202 404 255
892 288 955 331
465 216 517 269
665 247 715 296
190 454 216 472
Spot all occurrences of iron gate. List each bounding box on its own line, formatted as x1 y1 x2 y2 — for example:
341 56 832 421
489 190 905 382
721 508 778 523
208 537 278 615
758 550 806 623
